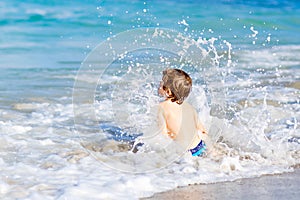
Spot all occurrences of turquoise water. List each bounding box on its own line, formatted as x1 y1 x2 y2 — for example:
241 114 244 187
1 0 300 68
1 0 299 104
0 0 299 199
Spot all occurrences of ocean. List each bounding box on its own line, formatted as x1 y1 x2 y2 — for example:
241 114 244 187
0 0 299 199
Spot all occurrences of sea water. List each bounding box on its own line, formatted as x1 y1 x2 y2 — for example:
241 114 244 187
0 0 299 199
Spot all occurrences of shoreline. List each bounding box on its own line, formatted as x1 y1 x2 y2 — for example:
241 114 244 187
142 168 300 200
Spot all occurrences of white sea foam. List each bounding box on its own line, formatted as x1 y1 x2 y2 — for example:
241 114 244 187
0 85 298 199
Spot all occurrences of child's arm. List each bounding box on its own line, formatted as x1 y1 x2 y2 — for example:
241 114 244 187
157 105 176 139
198 120 207 134
193 109 216 154
194 109 207 134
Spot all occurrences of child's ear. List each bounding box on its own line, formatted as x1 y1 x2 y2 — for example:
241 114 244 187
166 88 172 96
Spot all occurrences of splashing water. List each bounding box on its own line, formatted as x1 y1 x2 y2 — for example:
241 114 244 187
72 27 299 177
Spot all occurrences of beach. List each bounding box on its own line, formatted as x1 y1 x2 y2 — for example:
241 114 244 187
144 168 300 200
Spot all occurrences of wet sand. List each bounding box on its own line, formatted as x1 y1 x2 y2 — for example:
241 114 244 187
143 169 300 200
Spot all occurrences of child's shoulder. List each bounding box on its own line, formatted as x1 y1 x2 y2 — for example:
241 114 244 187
182 101 194 109
159 100 172 108
158 101 171 115
182 102 198 114
158 101 166 109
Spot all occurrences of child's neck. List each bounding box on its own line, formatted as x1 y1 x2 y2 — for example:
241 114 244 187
164 97 172 102
164 98 182 105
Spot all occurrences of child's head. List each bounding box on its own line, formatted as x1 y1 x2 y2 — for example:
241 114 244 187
159 68 192 104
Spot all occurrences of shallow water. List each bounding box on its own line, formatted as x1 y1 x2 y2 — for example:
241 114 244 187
0 0 299 199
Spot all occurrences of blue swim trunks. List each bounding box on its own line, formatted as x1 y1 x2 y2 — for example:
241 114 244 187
189 140 206 156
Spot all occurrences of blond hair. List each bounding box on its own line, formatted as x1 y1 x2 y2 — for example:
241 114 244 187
161 68 192 104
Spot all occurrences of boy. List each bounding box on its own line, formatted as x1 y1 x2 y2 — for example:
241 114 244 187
158 68 208 156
